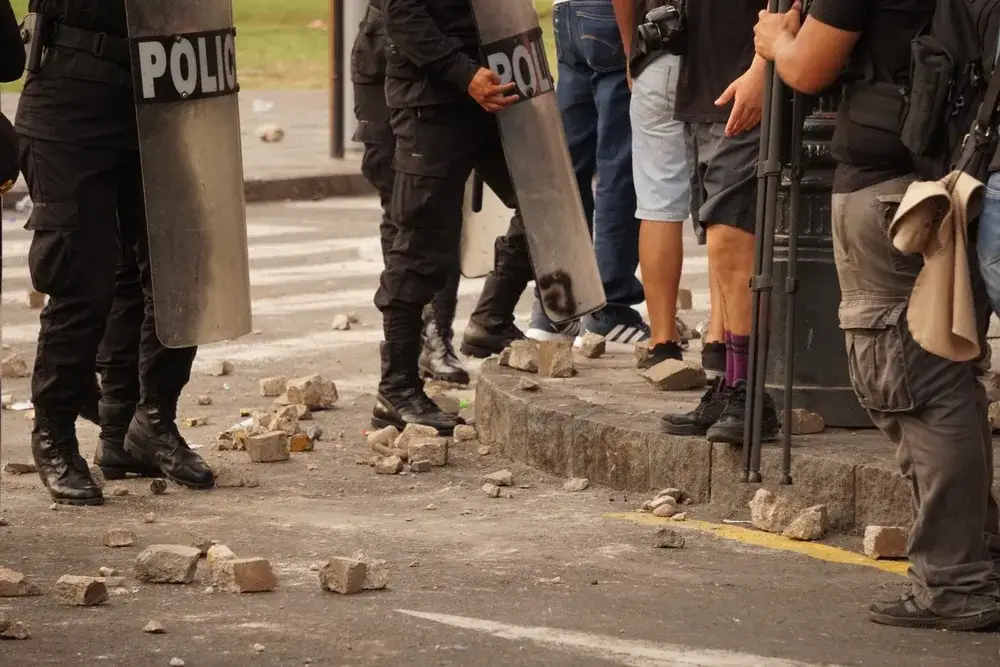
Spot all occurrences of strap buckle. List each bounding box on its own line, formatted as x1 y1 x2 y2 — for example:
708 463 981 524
92 31 107 58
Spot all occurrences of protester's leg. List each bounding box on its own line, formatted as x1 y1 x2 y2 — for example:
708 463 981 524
527 0 595 341
697 123 778 444
703 256 727 382
630 55 689 368
115 151 213 490
830 176 1000 629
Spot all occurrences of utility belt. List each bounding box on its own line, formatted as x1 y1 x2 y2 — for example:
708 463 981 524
20 13 131 85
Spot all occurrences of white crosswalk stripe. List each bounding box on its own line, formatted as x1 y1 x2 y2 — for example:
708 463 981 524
1 200 712 363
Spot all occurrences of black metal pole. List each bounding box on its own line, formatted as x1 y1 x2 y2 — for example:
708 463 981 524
330 0 345 159
742 0 791 484
471 171 485 212
778 92 806 486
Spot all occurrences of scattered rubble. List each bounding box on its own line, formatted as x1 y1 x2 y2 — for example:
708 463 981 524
368 425 400 446
376 456 404 475
477 445 491 456
89 466 107 489
144 513 156 523
209 360 233 377
482 483 502 498
409 460 431 473
134 545 201 584
332 313 352 330
652 499 679 518
55 575 108 606
425 503 438 511
150 479 168 495
319 558 367 594
641 359 706 391
748 489 799 534
255 124 285 142
111 487 129 497
143 620 166 634
497 346 513 366
170 658 186 666
103 529 136 548
196 395 213 406
281 374 338 410
577 332 606 359
677 288 693 310
653 528 686 549
259 376 287 398
247 431 290 463
518 377 540 392
484 470 513 487
1 621 29 640
538 341 576 378
289 433 314 452
1 354 29 379
295 404 313 420
427 389 462 414
863 526 908 560
563 478 590 492
214 466 256 488
207 545 237 585
3 461 36 475
782 505 829 541
98 567 118 577
506 340 540 373
252 643 266 653
190 537 213 556
304 425 324 441
453 425 477 442
782 408 825 435
350 551 389 590
97 576 126 588
27 290 46 309
394 423 438 451
671 512 687 521
409 437 448 466
215 558 277 593
0 567 41 597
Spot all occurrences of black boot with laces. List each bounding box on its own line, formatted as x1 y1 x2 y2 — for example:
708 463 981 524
124 400 215 489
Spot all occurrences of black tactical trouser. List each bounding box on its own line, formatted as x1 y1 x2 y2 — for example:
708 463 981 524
20 136 197 422
373 103 534 391
351 5 461 327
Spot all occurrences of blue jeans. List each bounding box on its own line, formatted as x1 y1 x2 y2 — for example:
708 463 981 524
550 0 643 321
978 172 1000 313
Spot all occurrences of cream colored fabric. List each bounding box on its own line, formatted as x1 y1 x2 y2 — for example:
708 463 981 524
888 171 982 362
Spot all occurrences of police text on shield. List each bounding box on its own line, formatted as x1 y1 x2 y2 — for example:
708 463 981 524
482 28 554 105
132 28 238 104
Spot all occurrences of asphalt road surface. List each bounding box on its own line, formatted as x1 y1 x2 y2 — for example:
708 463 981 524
1 199 997 667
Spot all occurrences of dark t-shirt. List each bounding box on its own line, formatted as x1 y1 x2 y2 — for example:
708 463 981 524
809 0 935 192
674 0 765 124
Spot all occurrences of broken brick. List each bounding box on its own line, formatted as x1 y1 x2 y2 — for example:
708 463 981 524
246 431 290 463
55 575 108 606
319 558 366 595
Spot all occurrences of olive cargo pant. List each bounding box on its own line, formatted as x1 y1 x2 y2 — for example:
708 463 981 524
832 175 1000 615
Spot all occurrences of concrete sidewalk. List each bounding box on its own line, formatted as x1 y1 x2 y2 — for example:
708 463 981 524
475 354 1000 535
0 90 370 207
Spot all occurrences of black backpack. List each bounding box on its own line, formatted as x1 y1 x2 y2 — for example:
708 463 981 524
900 0 1000 180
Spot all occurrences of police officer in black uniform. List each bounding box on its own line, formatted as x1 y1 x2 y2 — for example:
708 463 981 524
15 0 215 505
373 0 535 433
350 0 470 386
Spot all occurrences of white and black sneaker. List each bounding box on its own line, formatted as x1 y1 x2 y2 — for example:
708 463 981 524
574 313 651 353
525 299 581 343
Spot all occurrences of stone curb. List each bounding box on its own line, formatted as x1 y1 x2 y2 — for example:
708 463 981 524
476 360 935 534
3 172 374 210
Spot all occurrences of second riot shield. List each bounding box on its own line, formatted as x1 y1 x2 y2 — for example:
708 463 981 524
461 172 515 279
470 0 605 323
125 0 252 347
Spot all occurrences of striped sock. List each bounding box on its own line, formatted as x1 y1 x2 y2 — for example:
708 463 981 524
729 334 750 384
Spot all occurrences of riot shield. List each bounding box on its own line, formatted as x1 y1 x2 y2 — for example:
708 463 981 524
461 172 515 279
125 0 252 347
470 0 605 323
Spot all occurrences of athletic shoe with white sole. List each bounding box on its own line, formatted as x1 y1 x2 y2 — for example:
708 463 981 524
573 312 651 353
525 299 581 342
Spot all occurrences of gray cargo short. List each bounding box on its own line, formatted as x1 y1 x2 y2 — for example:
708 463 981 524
684 121 759 245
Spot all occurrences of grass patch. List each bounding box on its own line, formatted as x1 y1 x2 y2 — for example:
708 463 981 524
2 0 557 92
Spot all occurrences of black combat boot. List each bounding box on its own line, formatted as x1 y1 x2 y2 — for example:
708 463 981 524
31 415 104 506
374 341 463 435
79 374 101 426
124 400 215 489
660 377 730 435
461 235 532 358
419 302 471 385
94 401 163 480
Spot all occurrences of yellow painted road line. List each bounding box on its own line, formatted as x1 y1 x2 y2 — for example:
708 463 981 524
605 512 909 577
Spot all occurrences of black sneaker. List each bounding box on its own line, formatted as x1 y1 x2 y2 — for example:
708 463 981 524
637 342 684 371
660 378 730 436
869 594 1000 631
705 380 779 445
